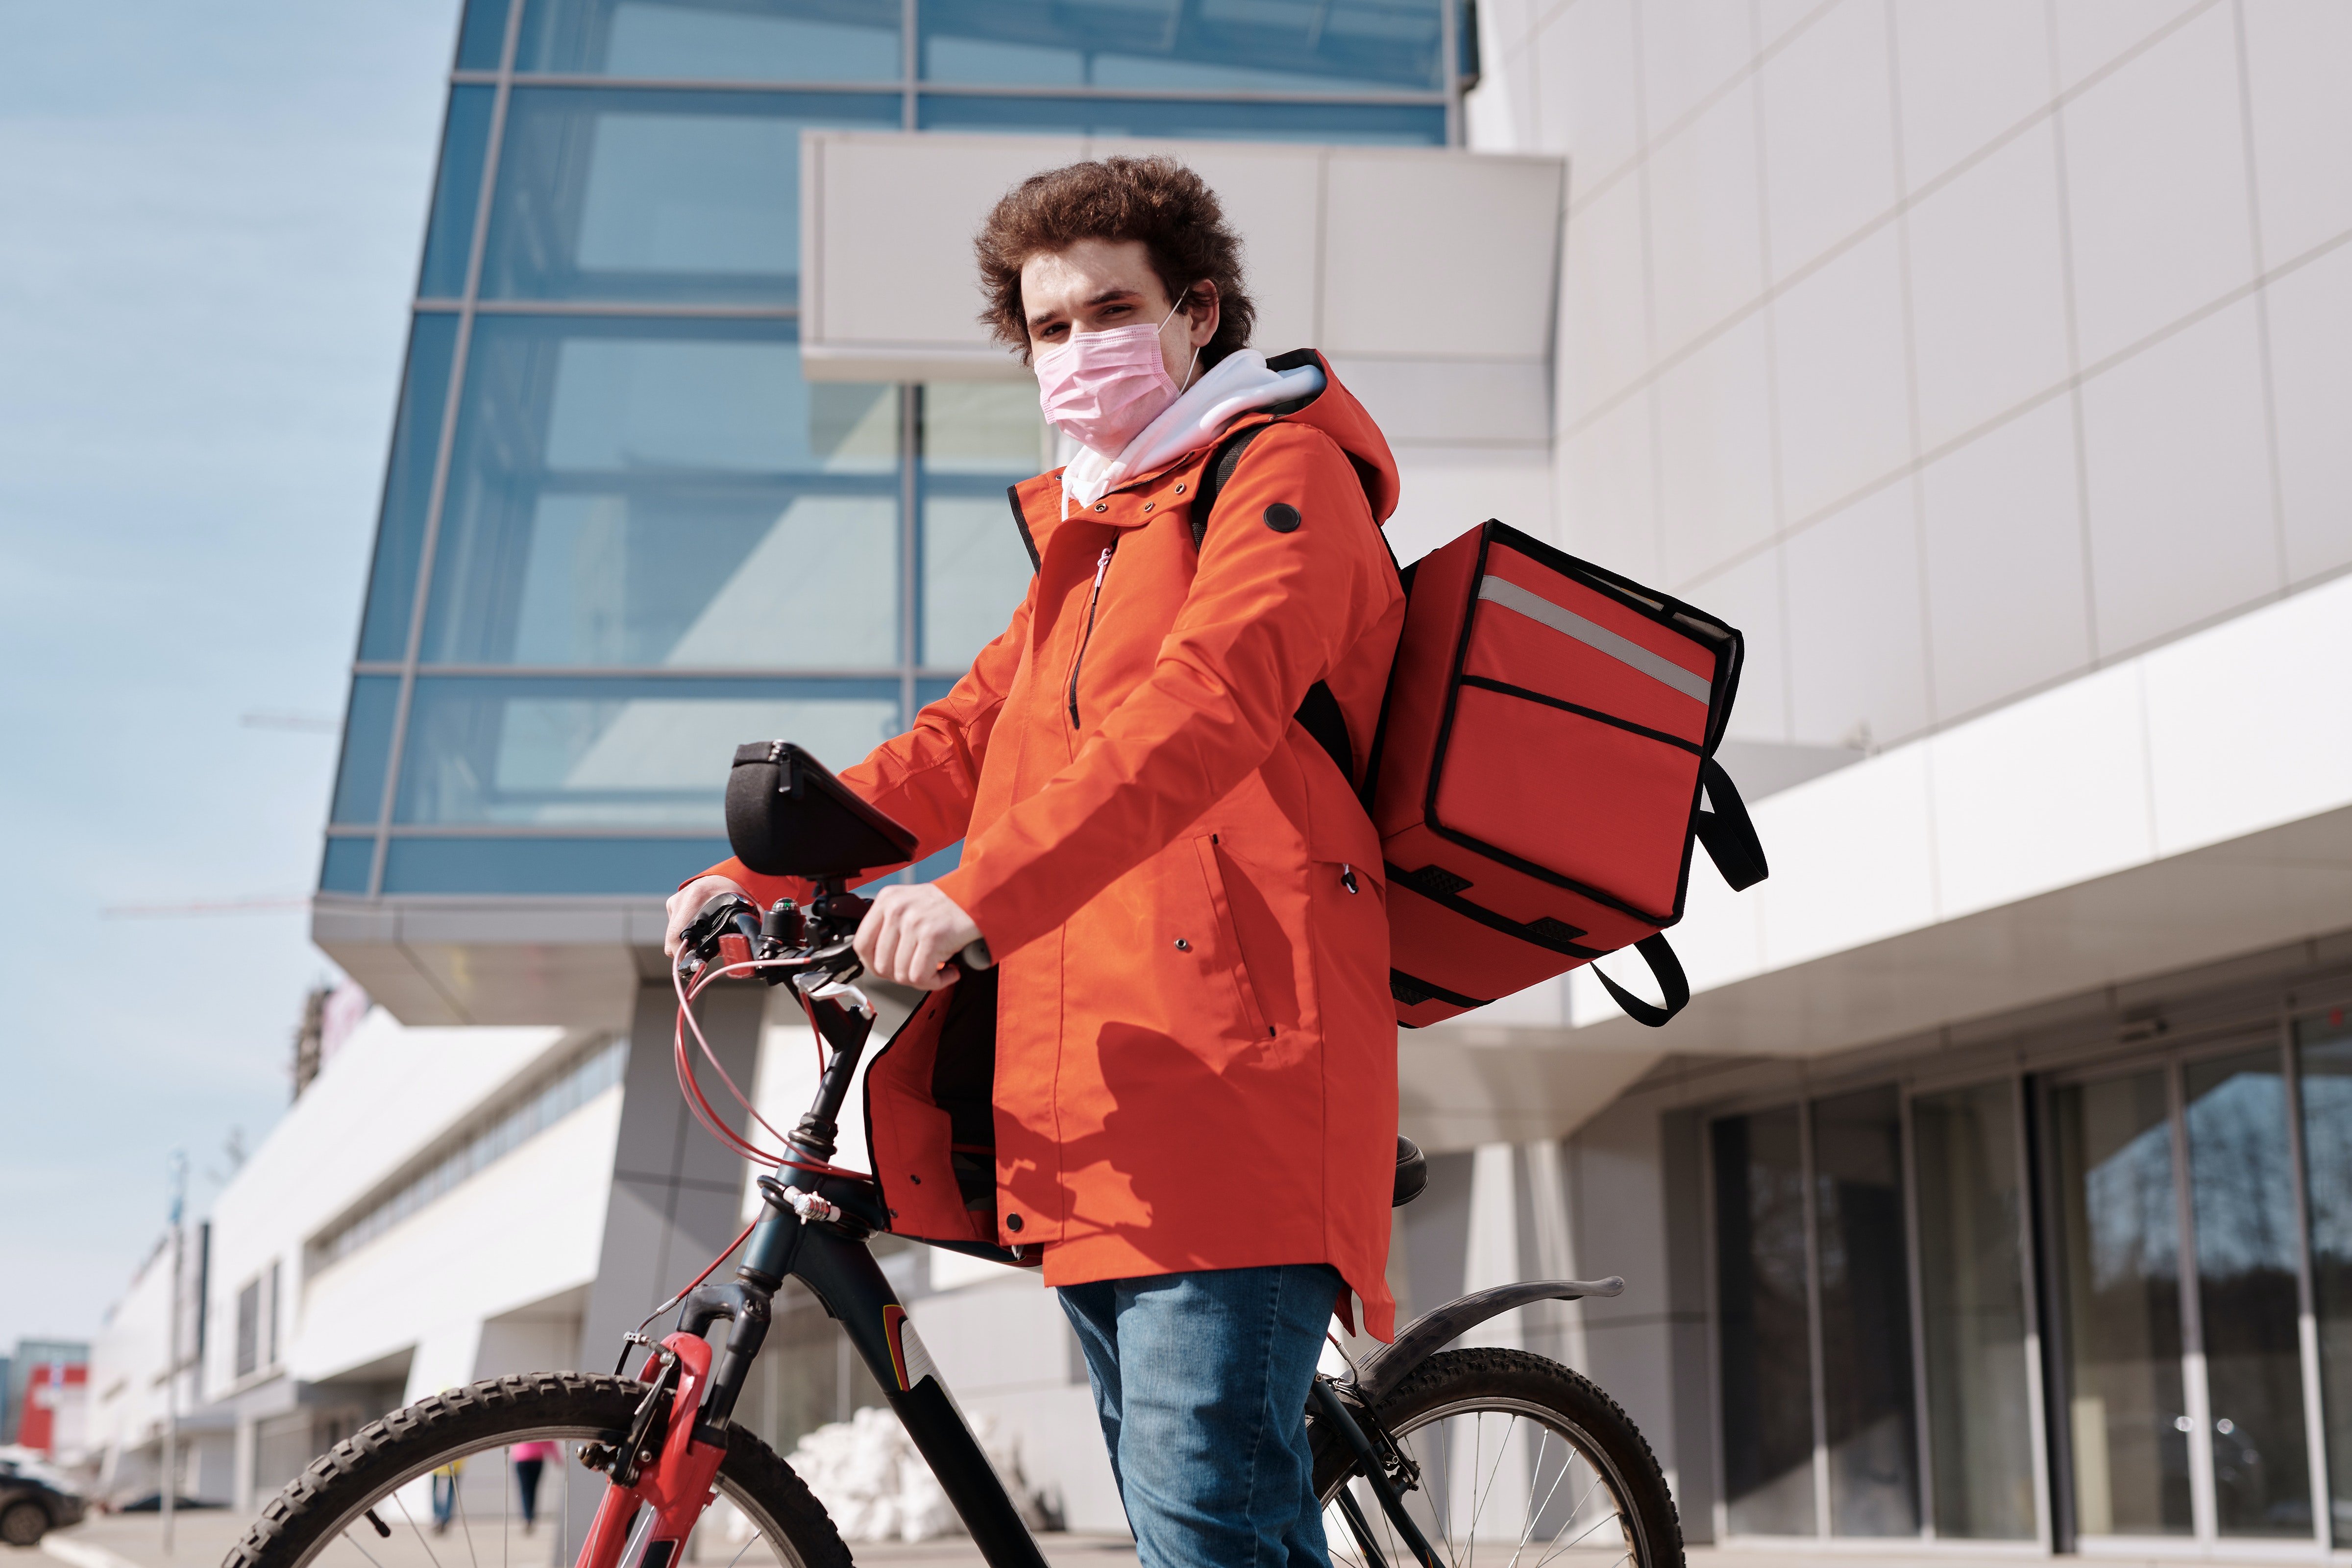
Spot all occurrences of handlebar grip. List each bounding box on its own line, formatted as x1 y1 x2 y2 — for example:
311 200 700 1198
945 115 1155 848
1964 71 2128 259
955 938 994 972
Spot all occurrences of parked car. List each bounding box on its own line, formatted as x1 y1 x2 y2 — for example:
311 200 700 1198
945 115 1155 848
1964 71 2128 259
0 1457 86 1547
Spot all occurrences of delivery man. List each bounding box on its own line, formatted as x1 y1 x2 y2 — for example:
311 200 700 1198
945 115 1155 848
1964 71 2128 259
666 155 1404 1568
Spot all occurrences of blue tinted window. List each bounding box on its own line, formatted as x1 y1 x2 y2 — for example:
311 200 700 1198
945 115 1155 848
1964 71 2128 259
331 676 403 825
906 840 962 882
457 0 513 69
356 314 462 663
419 88 496 299
516 0 902 81
394 676 902 827
854 838 962 894
479 89 899 304
383 836 733 895
421 317 901 669
919 0 1444 93
918 383 1043 668
319 836 377 895
916 94 1447 145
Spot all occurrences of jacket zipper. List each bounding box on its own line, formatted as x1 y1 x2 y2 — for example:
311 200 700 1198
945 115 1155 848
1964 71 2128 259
1066 542 1116 728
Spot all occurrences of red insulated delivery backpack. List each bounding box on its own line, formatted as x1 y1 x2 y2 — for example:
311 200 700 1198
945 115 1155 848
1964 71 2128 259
1362 520 1767 1027
1195 434 1770 1030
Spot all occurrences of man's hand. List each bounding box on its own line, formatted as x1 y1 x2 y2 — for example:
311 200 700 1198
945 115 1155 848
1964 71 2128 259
854 883 983 990
665 874 750 959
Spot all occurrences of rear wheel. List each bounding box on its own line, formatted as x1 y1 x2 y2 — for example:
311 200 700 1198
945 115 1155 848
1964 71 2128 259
1313 1348 1683 1568
224 1373 849 1568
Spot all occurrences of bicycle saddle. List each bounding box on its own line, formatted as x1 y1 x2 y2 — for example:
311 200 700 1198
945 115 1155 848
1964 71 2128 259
727 742 917 879
1394 1136 1426 1207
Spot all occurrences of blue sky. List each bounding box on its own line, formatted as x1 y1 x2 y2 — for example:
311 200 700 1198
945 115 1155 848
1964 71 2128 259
0 2 461 1349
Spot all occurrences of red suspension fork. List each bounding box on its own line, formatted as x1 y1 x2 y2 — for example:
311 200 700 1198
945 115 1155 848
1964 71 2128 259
575 1334 730 1568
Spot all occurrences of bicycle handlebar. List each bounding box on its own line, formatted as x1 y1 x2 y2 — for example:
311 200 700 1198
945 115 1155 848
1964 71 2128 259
675 887 990 987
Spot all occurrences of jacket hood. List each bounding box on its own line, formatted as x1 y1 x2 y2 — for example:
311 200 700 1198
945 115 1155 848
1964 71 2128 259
1255 349 1400 525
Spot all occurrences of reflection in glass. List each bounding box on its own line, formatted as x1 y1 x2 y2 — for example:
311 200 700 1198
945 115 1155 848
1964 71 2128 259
916 94 1448 146
381 835 733 895
456 0 512 70
918 0 1444 93
920 384 1047 668
1913 1081 2036 1539
2184 1049 2312 1537
2300 1010 2352 1539
319 836 375 896
357 314 462 662
419 87 495 299
1814 1086 1918 1535
481 89 898 304
515 0 902 81
422 317 900 669
2050 1072 2192 1536
394 677 901 827
331 676 402 825
1715 1107 1817 1535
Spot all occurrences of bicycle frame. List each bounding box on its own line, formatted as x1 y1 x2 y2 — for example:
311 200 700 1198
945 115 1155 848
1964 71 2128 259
585 951 1055 1568
628 907 1623 1568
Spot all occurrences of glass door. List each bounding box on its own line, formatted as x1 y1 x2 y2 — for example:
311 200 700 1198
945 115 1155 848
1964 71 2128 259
2047 1068 2194 1539
2045 1038 2329 1551
2182 1049 2315 1538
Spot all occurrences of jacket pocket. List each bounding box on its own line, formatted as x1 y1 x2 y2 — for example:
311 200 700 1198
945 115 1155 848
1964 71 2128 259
1192 834 1274 1040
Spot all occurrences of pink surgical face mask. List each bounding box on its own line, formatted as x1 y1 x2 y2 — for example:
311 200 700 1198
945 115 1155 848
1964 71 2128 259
1032 295 1199 456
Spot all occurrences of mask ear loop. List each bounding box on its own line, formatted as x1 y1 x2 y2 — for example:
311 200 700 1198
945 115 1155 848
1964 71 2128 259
1166 286 1203 393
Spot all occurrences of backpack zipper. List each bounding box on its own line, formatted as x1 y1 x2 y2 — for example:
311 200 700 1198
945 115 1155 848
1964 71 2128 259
1066 542 1116 729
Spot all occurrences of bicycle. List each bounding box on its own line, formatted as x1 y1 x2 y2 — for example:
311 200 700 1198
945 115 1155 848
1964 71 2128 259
225 745 1684 1568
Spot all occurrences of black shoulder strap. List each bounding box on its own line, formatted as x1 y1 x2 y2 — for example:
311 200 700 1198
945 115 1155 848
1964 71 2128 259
1188 422 1271 551
1186 422 1354 787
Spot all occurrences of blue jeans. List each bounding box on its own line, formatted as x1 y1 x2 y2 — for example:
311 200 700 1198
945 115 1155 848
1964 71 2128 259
1058 1264 1338 1568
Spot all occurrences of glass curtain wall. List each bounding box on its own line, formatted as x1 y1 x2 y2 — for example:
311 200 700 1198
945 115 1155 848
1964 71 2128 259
1714 1080 2036 1544
325 0 1454 898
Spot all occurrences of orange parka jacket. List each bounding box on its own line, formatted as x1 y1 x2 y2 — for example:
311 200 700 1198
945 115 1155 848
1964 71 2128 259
704 352 1407 1338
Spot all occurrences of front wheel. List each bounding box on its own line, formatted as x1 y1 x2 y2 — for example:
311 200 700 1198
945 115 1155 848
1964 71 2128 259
1314 1348 1684 1568
224 1373 850 1568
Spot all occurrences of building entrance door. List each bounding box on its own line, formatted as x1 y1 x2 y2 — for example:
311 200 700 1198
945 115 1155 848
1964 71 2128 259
2046 1040 2328 1551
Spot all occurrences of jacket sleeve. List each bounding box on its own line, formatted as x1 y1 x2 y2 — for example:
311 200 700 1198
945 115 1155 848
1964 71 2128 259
932 423 1396 959
693 583 1036 909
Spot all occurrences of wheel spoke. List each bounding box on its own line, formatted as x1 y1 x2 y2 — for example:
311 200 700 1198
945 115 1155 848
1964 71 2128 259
1465 1411 1519 1551
454 1470 479 1568
393 1488 447 1568
332 1520 393 1568
1506 1428 1562 1568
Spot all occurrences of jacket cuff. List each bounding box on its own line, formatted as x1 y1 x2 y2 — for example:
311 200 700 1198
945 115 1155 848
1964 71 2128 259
930 863 1044 964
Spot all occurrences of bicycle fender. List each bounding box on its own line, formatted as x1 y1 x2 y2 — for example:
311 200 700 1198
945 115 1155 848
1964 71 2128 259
1350 1277 1624 1404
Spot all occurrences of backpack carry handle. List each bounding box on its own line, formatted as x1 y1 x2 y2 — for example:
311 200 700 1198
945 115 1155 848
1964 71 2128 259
1591 933 1690 1029
1694 758 1769 891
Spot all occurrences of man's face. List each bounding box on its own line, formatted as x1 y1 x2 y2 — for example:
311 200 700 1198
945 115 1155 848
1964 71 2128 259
1020 237 1219 388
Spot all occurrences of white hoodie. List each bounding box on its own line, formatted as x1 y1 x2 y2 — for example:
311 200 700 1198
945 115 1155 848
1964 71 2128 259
1057 349 1326 515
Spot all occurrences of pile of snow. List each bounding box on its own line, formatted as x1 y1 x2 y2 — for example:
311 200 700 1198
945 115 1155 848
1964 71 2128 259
786 1406 1054 1543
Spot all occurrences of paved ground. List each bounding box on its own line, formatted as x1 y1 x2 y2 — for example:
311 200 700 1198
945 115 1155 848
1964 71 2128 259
41 1510 2314 1568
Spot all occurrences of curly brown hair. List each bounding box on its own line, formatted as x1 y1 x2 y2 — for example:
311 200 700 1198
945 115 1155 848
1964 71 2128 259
975 156 1256 367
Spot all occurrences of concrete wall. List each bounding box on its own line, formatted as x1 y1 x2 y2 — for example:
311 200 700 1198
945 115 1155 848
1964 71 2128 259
1472 0 2352 756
